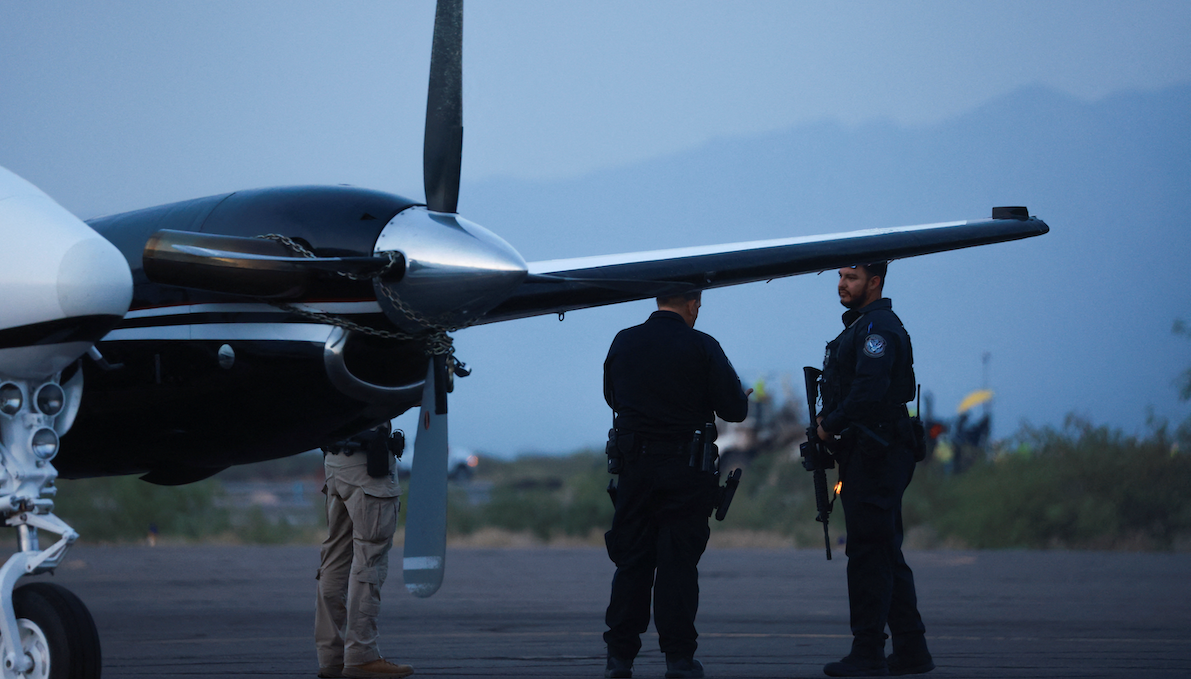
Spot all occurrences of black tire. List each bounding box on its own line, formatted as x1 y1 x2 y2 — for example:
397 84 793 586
11 582 101 679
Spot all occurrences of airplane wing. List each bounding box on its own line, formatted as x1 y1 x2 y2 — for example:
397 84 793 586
478 210 1048 324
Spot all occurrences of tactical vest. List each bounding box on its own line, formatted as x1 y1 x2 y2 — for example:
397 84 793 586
821 307 916 424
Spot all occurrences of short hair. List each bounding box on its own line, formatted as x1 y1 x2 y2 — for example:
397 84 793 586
859 261 888 288
656 289 702 306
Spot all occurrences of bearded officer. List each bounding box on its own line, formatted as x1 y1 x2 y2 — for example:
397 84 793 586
602 290 751 679
316 421 414 679
816 262 933 677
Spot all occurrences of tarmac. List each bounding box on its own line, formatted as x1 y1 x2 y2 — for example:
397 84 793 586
15 545 1190 678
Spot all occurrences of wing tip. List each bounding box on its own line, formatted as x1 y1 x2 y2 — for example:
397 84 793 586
992 206 1049 236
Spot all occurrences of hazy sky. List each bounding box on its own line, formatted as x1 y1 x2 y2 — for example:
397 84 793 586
2 1 1190 457
3 1 1189 197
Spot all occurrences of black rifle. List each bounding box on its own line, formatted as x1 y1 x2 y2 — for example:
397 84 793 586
799 366 836 560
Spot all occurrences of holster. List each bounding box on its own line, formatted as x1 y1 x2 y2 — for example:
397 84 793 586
900 416 928 462
366 438 392 478
855 421 894 454
687 423 719 473
606 429 637 474
688 440 719 474
854 417 925 461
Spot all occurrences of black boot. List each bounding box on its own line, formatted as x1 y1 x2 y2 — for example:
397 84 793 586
824 637 889 677
664 653 704 679
887 634 934 675
605 654 634 679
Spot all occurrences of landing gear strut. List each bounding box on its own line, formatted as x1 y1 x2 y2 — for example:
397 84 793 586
0 372 101 678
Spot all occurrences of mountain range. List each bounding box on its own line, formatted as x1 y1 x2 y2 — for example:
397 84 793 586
438 83 1191 456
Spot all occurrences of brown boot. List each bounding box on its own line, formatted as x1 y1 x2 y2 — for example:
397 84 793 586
343 658 415 678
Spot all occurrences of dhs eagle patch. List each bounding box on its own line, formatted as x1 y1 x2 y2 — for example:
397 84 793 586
862 334 887 358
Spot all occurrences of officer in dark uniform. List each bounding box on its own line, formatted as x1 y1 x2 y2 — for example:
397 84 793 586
816 262 934 677
602 290 750 679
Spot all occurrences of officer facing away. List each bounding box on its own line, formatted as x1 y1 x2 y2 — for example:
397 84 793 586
316 422 414 679
816 263 934 677
603 290 751 679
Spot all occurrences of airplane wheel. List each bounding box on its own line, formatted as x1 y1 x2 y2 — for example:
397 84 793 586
10 583 101 679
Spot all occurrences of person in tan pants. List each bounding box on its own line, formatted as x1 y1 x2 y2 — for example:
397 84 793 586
316 423 414 679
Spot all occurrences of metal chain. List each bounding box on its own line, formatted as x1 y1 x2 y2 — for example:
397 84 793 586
257 233 473 366
275 302 416 341
257 233 401 280
258 233 315 256
374 282 478 336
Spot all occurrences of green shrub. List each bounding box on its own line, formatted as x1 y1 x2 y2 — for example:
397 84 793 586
914 417 1191 549
233 505 312 544
53 475 230 542
445 452 613 541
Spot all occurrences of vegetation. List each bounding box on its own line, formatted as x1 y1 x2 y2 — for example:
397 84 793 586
53 452 326 544
47 419 1191 551
905 417 1191 550
446 452 613 541
53 475 232 542
36 319 1191 547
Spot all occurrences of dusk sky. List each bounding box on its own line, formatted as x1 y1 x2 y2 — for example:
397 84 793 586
3 1 1189 457
4 2 1189 194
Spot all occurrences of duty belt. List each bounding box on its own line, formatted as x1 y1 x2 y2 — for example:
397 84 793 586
637 437 689 456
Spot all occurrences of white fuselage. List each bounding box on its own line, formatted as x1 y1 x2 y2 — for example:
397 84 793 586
0 166 132 377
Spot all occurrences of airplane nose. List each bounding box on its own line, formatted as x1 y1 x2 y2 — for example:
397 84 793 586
56 236 134 321
373 207 527 333
0 166 132 377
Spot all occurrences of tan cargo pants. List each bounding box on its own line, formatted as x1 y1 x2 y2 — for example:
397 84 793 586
315 453 401 668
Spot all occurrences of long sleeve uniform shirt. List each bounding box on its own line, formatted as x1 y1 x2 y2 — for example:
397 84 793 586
819 298 916 435
604 310 749 439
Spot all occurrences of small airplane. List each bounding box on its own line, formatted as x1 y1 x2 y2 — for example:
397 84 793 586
0 0 1048 675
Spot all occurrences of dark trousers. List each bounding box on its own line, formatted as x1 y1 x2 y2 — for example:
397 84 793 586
840 442 927 651
603 453 716 659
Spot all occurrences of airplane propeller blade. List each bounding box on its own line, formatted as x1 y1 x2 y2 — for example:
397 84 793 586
402 354 450 598
143 229 404 298
423 0 463 214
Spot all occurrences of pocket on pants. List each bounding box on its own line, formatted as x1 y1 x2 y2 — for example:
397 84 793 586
352 564 381 584
606 527 644 566
345 488 399 543
357 594 381 618
361 495 398 543
604 529 620 563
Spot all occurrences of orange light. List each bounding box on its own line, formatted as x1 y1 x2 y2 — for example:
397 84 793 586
833 480 843 495
466 454 479 468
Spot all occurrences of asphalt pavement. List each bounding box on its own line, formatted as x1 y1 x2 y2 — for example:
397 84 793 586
14 545 1190 678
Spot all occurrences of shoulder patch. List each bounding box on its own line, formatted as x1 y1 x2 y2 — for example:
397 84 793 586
862 334 887 358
